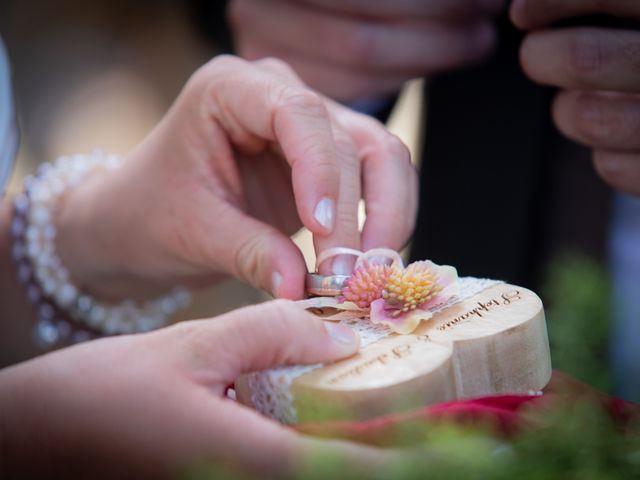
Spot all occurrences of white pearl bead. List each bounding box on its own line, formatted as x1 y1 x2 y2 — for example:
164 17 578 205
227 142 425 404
16 153 190 342
30 206 50 225
35 320 59 346
55 283 78 307
87 305 107 327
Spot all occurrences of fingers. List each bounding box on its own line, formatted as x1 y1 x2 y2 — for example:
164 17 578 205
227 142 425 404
231 0 496 76
520 28 640 94
174 300 359 385
553 90 640 151
310 103 417 272
332 110 418 252
511 0 640 30
313 124 362 275
254 59 364 271
512 0 640 198
593 150 640 196
552 90 640 196
360 136 418 252
198 56 340 236
297 0 505 20
249 47 411 101
214 205 308 299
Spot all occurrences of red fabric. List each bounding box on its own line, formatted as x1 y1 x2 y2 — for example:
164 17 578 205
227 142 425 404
295 371 640 447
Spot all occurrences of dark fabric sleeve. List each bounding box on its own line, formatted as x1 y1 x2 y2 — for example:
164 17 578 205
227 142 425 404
410 14 610 289
188 0 234 53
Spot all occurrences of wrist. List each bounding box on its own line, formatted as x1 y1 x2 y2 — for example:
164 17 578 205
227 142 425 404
54 169 139 300
54 155 173 301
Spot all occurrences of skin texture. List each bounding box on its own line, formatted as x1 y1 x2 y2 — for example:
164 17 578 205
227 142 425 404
512 0 640 196
53 55 418 302
228 0 505 101
0 300 399 479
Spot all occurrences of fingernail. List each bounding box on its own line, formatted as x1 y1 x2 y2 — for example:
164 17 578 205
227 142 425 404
271 272 283 297
332 255 355 275
314 197 335 232
325 322 357 345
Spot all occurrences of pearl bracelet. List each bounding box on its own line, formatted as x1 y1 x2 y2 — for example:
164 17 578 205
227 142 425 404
11 151 191 347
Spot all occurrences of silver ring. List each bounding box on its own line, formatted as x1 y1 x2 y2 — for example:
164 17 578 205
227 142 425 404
305 273 350 297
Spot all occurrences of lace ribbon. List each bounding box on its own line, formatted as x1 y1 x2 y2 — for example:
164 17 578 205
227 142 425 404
246 276 503 424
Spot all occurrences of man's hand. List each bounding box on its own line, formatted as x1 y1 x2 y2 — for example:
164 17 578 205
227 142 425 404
229 0 504 101
512 0 640 196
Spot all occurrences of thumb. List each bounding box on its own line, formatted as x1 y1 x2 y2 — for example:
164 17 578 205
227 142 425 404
212 206 308 299
177 300 359 385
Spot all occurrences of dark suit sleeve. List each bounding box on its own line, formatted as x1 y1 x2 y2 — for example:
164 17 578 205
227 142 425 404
188 0 234 53
410 15 610 288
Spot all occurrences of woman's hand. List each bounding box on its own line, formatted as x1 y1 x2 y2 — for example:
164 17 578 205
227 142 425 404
55 56 417 301
0 300 389 478
512 0 640 196
229 0 503 101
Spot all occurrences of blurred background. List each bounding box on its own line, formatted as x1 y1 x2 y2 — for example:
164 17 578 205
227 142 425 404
0 0 637 402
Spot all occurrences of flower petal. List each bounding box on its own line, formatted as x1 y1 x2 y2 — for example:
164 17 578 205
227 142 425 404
370 299 433 334
437 265 458 289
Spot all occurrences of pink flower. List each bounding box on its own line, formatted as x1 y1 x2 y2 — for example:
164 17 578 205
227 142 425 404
340 261 393 308
370 261 458 334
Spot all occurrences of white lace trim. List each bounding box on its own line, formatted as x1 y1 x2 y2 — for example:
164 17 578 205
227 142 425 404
246 277 502 424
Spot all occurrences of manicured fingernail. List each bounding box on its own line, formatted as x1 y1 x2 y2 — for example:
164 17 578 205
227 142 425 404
271 272 283 297
332 255 355 275
325 322 358 346
314 197 335 232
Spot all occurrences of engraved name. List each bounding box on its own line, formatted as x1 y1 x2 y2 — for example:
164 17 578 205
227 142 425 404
325 290 524 384
327 344 413 385
436 290 522 331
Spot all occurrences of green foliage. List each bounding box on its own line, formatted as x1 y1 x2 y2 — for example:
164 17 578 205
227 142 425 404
542 254 612 392
295 402 640 480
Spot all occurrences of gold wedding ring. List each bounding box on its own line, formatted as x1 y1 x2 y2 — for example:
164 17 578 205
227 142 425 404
305 273 350 297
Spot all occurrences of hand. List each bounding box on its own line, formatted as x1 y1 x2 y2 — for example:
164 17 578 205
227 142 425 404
0 300 389 478
229 0 504 101
55 56 417 301
511 0 640 196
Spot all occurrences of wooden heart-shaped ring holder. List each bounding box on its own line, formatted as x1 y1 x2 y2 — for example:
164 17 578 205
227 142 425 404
237 282 551 423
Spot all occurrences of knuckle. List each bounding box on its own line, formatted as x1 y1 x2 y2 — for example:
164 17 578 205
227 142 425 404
382 134 411 164
194 55 246 87
261 299 292 325
333 130 358 160
573 94 612 145
257 57 297 77
341 24 377 65
233 234 265 285
261 300 311 338
567 30 606 82
275 85 328 119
